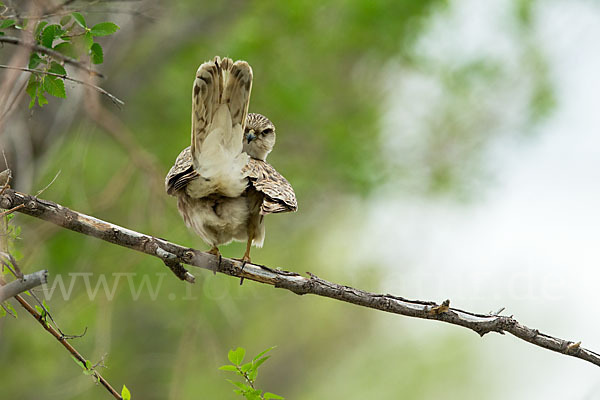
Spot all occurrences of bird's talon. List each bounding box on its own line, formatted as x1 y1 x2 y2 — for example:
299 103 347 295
428 300 450 315
207 247 221 275
214 254 222 275
239 257 250 285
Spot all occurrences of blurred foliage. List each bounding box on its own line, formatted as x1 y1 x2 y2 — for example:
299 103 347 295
0 0 557 399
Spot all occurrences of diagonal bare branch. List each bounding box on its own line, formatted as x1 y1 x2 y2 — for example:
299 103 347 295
13 293 123 399
1 188 599 368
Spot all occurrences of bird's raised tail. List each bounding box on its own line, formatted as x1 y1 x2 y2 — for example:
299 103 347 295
187 56 253 198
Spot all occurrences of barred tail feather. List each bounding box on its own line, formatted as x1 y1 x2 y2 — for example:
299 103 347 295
185 56 253 199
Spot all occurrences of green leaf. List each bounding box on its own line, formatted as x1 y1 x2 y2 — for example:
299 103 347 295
245 390 263 400
240 362 253 373
4 301 17 317
28 53 43 69
252 346 275 362
90 42 103 64
264 393 284 399
252 356 270 371
218 365 238 372
72 31 93 54
226 379 252 392
0 19 15 29
89 22 119 36
228 347 246 365
83 31 93 49
44 76 66 99
121 385 131 400
247 367 258 382
37 90 48 107
34 21 48 39
0 32 5 36
71 355 85 369
53 42 76 58
49 61 67 75
71 12 86 28
0 305 6 317
28 90 38 108
41 24 62 48
59 15 72 26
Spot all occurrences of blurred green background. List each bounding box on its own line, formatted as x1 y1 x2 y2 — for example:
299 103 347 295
2 0 600 399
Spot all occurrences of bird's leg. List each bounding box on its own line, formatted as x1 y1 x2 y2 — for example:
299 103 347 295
239 235 253 285
207 246 221 275
242 236 252 264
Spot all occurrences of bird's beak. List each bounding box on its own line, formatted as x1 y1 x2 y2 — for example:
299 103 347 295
246 130 256 144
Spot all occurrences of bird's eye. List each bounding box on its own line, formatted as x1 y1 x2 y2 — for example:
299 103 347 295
262 128 273 135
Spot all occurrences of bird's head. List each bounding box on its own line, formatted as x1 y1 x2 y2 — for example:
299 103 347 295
243 113 276 161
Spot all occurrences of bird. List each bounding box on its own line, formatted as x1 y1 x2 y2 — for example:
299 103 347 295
165 56 297 265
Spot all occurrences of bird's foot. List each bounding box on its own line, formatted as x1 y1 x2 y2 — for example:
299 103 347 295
207 247 221 275
428 299 450 315
237 255 251 286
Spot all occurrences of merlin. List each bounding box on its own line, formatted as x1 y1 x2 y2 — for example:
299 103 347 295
165 56 297 263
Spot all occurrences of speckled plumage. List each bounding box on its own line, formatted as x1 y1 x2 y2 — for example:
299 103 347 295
165 57 297 260
243 158 297 214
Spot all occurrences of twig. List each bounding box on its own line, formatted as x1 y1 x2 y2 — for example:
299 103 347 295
0 36 104 78
0 251 22 277
0 269 47 302
13 294 122 399
0 203 25 217
2 188 599 368
44 0 78 16
0 64 124 106
35 169 61 197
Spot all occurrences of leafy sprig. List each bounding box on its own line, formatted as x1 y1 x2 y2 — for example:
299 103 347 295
219 347 284 400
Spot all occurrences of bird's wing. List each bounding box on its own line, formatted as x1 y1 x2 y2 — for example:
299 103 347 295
190 56 253 166
165 147 199 196
243 158 298 215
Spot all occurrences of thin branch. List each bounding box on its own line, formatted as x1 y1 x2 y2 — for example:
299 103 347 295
1 250 72 337
0 36 104 78
0 269 47 302
0 203 25 217
45 0 78 16
13 293 122 399
0 64 124 106
2 188 599 368
35 169 62 197
0 251 23 277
